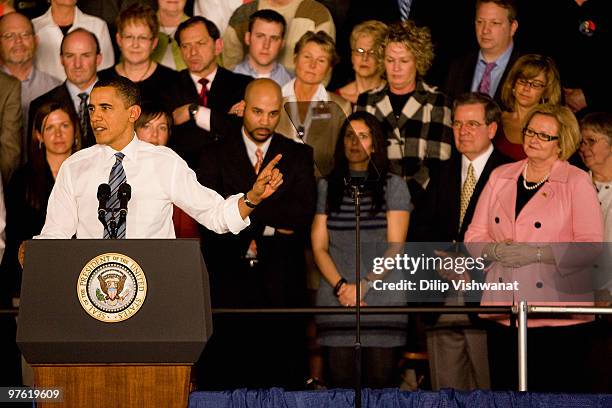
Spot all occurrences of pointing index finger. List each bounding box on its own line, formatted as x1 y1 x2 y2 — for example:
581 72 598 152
262 154 282 171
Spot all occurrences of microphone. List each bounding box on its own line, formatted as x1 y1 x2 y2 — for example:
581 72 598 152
97 183 111 217
97 183 111 237
118 183 132 217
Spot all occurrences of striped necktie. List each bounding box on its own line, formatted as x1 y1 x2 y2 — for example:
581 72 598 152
398 0 412 21
104 153 127 239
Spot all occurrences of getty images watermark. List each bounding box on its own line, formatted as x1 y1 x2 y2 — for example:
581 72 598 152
370 254 519 293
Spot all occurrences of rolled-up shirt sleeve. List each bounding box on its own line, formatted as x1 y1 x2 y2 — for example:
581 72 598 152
35 162 78 239
170 154 249 234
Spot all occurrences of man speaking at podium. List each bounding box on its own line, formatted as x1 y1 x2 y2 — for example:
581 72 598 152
35 76 283 239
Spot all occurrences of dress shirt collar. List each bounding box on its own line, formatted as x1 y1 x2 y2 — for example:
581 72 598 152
461 143 494 182
477 42 513 67
190 67 217 92
281 78 328 102
1 64 36 82
241 127 273 166
101 132 140 162
66 78 97 102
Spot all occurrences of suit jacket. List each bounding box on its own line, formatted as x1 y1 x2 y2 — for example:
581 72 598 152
197 130 316 308
443 47 522 107
169 67 252 169
465 159 603 326
0 72 23 184
410 148 511 242
28 82 95 151
410 148 510 325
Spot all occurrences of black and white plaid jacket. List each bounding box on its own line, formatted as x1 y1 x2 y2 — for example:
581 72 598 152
355 80 453 202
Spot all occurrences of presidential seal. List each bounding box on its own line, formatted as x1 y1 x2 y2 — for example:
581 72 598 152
77 253 147 323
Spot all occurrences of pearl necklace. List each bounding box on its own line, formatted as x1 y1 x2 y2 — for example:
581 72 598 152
522 162 550 190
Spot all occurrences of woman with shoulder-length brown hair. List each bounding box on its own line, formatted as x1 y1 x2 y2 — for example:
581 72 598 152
465 103 603 392
2 101 80 297
496 54 562 161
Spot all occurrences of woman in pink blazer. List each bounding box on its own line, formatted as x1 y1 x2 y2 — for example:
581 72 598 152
465 104 603 392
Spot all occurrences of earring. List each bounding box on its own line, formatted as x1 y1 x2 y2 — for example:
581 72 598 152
38 140 42 149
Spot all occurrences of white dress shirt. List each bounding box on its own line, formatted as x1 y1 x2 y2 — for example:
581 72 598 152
37 136 249 239
461 143 494 185
33 6 115 81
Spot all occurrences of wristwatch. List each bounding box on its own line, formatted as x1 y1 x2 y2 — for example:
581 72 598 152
188 103 199 122
243 192 258 208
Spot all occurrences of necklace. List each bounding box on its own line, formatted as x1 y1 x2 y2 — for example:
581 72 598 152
522 162 550 190
119 59 153 83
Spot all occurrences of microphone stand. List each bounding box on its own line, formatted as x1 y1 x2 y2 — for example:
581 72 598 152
348 177 364 408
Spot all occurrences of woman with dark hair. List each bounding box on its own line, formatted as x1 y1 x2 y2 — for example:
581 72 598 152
135 101 199 239
311 111 411 388
1 101 80 297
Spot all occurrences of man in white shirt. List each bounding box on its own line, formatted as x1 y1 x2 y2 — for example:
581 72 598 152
36 76 283 240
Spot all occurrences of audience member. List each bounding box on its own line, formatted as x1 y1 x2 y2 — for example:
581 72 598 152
0 70 22 185
135 101 200 239
233 9 292 86
579 112 612 240
497 54 561 161
444 0 520 103
197 78 315 389
193 0 244 35
312 111 411 388
222 0 335 72
465 103 603 392
275 31 350 178
98 4 179 111
36 76 283 239
28 28 101 150
2 101 80 302
151 0 188 71
355 20 452 206
170 16 252 169
32 0 114 81
336 20 387 105
0 12 61 162
410 93 510 390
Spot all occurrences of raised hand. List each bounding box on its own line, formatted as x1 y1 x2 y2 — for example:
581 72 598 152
250 154 283 203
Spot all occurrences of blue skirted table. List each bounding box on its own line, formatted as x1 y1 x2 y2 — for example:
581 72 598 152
189 388 612 408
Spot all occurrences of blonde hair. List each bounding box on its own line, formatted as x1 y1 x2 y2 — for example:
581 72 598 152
522 104 580 161
350 20 388 76
293 30 339 66
381 20 434 77
501 54 561 111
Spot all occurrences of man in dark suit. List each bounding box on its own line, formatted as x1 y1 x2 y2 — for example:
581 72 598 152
28 28 100 150
409 92 511 390
443 0 521 105
196 78 316 390
170 16 252 169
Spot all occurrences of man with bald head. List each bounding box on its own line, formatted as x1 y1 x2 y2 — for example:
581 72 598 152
197 78 316 390
0 12 61 164
28 28 102 149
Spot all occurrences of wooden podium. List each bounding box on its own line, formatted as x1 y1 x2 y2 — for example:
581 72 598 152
17 240 212 408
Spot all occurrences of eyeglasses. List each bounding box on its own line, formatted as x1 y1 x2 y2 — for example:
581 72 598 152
523 127 559 142
580 137 607 147
352 48 377 59
451 120 485 131
516 78 546 89
0 31 34 41
120 34 154 43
